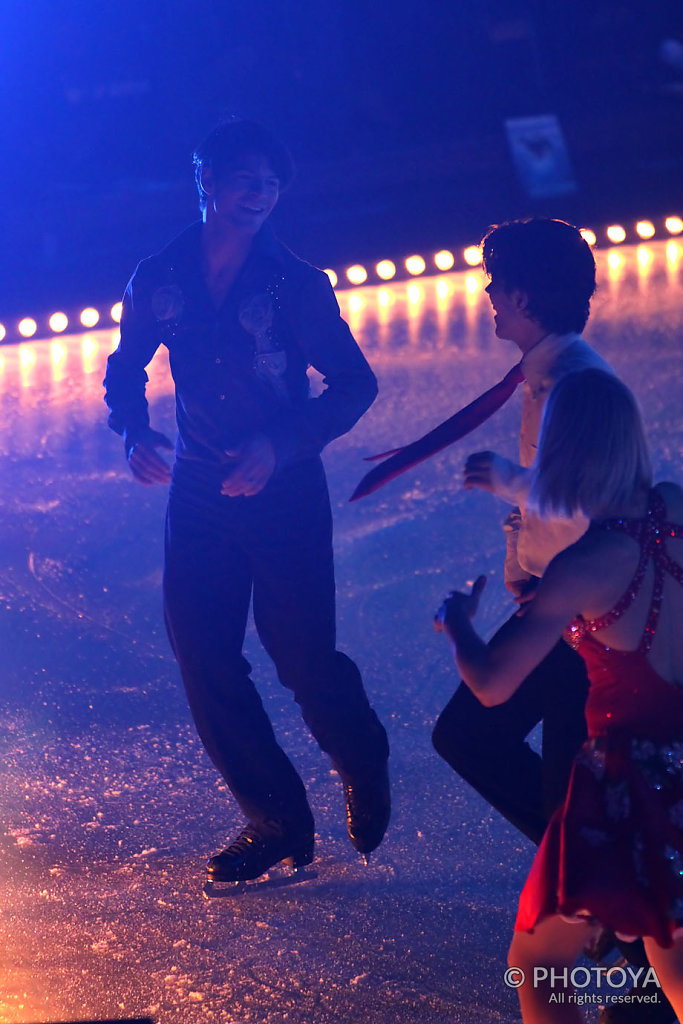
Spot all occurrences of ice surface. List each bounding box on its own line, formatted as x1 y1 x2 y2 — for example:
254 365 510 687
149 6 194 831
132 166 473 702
0 244 681 1022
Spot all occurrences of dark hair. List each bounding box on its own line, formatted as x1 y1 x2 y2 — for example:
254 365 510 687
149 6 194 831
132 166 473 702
481 218 596 334
193 118 295 210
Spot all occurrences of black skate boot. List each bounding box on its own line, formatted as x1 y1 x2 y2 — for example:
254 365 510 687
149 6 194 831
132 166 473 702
340 760 391 861
206 820 315 883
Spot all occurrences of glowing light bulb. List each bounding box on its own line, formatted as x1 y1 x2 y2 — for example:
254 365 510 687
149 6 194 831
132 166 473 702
348 294 364 313
0 323 5 343
434 250 455 271
376 260 396 281
110 302 123 323
665 216 683 236
580 229 597 246
18 317 37 338
80 307 100 328
346 265 368 286
636 221 655 240
324 268 338 288
465 274 481 294
405 255 426 276
463 246 482 267
606 225 626 244
49 312 68 333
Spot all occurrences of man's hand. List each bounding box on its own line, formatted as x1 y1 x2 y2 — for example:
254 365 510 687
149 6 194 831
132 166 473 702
127 428 173 485
221 434 276 497
434 575 487 635
463 451 498 493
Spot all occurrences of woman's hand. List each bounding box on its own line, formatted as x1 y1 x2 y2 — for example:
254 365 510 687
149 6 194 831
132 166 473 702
434 575 487 634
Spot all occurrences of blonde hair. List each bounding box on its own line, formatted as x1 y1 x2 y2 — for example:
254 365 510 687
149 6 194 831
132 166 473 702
530 369 652 519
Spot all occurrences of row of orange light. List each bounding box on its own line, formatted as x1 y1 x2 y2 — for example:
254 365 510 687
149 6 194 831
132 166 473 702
324 217 683 289
2 217 682 342
0 302 123 344
342 238 680 315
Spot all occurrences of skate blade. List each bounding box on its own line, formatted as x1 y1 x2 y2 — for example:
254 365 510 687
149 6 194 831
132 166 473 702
203 861 317 899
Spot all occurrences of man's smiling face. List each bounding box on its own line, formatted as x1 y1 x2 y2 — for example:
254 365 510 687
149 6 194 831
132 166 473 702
206 153 280 233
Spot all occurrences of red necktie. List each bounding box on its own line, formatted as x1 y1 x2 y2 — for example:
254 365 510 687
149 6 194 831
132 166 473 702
350 362 524 501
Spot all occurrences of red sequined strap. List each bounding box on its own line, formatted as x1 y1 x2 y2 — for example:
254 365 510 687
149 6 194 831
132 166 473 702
567 489 683 651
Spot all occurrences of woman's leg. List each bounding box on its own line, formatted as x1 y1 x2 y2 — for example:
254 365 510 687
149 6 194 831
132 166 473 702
508 915 598 1023
642 935 683 1020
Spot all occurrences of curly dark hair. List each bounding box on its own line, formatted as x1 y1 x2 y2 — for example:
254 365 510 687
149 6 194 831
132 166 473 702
481 218 596 334
193 118 295 210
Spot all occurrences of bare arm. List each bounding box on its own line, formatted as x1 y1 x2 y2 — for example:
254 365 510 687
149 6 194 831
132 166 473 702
435 552 587 706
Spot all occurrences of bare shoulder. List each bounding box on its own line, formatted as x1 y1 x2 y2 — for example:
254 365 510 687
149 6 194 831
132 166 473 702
655 481 683 521
542 530 632 608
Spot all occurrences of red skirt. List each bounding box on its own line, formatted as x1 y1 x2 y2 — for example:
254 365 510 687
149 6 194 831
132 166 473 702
516 735 683 949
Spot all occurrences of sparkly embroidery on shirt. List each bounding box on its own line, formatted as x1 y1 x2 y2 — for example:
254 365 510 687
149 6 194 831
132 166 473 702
238 276 291 405
151 283 185 322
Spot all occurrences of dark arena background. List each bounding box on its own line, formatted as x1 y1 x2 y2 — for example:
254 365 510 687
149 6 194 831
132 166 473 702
1 3 682 1023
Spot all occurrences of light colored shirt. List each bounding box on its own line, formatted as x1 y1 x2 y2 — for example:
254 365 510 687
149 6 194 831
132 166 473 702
487 332 613 581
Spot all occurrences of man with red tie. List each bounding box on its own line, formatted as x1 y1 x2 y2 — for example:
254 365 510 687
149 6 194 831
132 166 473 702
432 219 613 842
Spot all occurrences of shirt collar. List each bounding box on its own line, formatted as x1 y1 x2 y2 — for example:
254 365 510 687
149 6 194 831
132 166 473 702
161 219 286 268
521 332 583 391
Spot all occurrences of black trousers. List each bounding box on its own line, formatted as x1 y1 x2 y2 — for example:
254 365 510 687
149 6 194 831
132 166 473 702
163 457 388 832
432 611 589 845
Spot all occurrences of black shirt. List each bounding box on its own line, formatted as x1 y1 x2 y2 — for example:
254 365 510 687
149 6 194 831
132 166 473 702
104 222 377 472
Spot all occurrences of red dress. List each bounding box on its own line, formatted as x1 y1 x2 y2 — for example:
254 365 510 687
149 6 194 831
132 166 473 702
515 490 683 948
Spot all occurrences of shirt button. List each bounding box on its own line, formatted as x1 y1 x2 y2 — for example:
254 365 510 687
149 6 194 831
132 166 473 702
215 357 221 364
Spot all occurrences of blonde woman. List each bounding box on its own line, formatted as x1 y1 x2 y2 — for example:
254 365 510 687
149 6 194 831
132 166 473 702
436 369 683 1022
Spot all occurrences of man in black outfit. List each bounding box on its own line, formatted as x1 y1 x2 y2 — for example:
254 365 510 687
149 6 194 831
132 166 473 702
104 119 389 883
